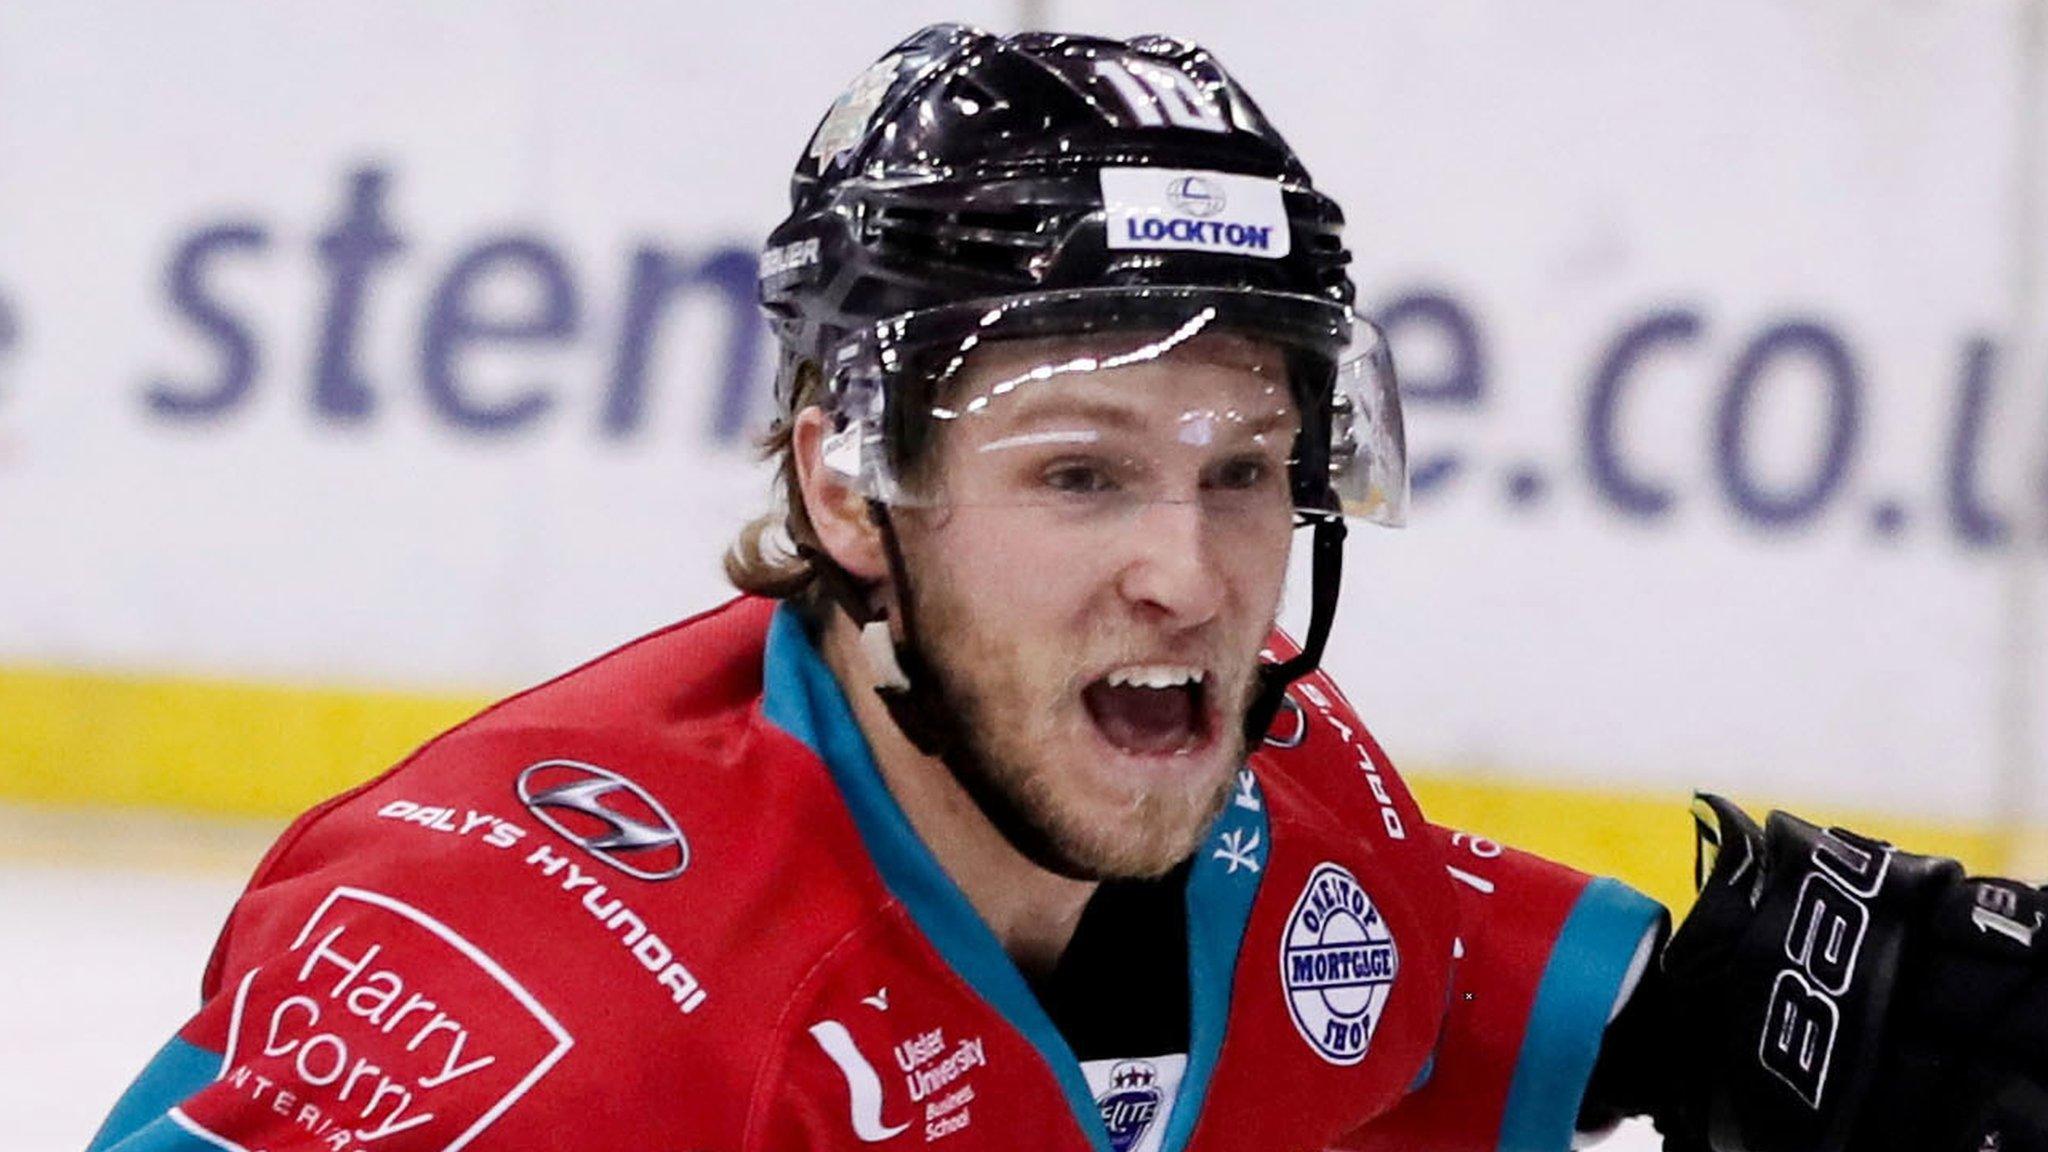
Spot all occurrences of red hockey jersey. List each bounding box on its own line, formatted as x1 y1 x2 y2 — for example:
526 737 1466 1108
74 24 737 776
91 597 1661 1152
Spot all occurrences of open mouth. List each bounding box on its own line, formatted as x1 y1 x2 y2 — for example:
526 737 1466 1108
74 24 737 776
1081 664 1212 756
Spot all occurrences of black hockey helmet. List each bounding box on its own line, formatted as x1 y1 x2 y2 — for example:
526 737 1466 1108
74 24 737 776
760 25 1355 387
757 25 1405 827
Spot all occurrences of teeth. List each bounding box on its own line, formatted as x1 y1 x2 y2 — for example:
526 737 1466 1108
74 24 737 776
1104 665 1206 690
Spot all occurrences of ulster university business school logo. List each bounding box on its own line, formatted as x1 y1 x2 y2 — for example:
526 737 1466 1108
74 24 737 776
808 1014 989 1144
1281 862 1399 1066
517 760 689 881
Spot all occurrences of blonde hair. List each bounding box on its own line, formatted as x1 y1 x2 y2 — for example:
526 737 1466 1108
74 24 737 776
723 363 832 614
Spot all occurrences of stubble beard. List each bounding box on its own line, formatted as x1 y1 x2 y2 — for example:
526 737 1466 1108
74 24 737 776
907 575 1256 882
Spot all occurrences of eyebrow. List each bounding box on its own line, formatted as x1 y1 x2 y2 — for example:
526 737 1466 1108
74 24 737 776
987 394 1148 433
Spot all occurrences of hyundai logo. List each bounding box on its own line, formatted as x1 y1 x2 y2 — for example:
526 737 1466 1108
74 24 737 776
1263 693 1309 749
517 759 690 880
1166 175 1226 218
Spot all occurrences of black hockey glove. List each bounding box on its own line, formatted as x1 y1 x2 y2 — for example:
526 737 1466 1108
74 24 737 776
1583 794 2048 1152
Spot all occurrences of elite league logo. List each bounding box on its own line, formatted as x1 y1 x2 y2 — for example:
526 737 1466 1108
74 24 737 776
1281 862 1399 1065
1096 1061 1164 1152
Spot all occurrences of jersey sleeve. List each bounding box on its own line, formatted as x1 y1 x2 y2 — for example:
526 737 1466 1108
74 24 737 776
87 794 581 1152
1338 826 1667 1152
88 786 366 1152
84 725 739 1152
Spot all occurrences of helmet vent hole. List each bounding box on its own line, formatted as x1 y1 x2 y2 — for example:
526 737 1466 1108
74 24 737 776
877 205 944 229
944 75 1003 112
839 277 902 319
954 207 1043 234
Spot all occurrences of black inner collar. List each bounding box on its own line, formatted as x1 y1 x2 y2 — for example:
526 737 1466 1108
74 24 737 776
1029 860 1193 1061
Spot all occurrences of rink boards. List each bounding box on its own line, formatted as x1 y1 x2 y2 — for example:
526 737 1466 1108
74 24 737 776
2 0 2045 906
0 660 2005 914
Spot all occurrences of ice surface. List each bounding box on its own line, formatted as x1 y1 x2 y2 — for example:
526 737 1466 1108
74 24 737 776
3 860 244 1152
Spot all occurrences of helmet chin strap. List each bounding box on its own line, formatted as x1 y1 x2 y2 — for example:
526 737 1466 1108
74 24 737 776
860 502 966 763
1243 512 1348 745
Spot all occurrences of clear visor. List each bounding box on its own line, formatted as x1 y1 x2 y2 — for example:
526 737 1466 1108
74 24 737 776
818 287 1406 528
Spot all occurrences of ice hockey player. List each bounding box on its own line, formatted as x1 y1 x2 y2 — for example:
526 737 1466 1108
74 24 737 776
92 24 2048 1152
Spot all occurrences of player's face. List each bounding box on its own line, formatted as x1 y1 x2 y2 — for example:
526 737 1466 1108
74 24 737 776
892 333 1299 879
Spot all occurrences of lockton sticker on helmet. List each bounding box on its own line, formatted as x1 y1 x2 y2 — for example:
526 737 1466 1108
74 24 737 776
516 760 689 881
1101 168 1291 260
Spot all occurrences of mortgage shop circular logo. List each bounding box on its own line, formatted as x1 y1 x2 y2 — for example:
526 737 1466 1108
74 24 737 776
1280 861 1398 1065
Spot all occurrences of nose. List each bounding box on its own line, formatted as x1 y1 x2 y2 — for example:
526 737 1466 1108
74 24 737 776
1114 499 1226 626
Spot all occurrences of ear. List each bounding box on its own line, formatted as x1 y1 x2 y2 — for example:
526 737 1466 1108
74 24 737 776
791 407 891 582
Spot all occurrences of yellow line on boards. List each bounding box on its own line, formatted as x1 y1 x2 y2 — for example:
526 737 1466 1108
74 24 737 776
1407 776 2005 916
0 664 489 817
0 664 2010 907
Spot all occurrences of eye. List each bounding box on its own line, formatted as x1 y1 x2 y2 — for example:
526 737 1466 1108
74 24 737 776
1042 460 1120 495
1207 456 1274 491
